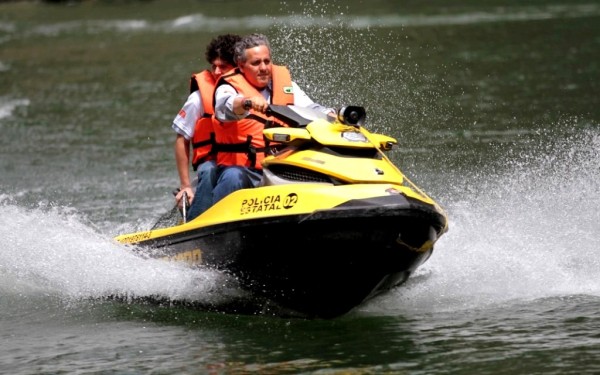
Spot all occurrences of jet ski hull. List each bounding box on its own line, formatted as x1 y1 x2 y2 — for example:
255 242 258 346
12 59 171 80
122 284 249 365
122 192 445 318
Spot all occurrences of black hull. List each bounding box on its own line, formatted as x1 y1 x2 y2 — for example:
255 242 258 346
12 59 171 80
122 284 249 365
134 195 446 318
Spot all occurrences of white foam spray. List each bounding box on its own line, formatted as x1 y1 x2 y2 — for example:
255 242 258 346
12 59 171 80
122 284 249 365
0 196 237 306
363 126 600 314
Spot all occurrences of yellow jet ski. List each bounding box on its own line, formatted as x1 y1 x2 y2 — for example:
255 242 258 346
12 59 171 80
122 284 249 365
115 105 449 318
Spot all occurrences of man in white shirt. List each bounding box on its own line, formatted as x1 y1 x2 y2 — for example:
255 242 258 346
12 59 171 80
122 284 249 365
171 34 241 221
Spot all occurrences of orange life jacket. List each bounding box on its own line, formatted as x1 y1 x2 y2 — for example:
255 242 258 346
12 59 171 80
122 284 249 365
213 65 295 169
189 70 218 170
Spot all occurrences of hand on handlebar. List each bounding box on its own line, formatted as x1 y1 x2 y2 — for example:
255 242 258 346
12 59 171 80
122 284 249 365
175 187 193 210
242 96 269 114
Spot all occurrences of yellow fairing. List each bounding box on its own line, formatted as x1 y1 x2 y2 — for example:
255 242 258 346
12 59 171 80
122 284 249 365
264 121 403 184
114 183 433 245
265 149 404 184
264 127 312 143
265 121 398 149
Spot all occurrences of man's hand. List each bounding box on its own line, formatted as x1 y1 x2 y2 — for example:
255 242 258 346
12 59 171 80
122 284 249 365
238 96 268 113
175 186 194 210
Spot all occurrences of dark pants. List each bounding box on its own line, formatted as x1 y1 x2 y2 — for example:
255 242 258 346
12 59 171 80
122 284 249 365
212 165 263 207
186 160 217 221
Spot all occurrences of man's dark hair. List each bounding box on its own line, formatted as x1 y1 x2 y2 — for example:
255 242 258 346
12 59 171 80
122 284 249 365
205 34 242 66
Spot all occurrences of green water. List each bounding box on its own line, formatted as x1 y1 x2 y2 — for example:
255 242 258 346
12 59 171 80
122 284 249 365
1 1 600 374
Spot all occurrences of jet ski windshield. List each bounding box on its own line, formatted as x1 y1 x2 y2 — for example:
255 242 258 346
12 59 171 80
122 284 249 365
267 105 333 128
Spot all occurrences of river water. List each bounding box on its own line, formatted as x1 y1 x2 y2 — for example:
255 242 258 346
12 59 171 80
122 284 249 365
1 0 599 374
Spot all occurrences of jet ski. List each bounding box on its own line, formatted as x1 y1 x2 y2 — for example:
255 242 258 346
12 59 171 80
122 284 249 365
115 105 449 318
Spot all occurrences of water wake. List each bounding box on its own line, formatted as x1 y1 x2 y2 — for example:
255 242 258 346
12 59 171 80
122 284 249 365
365 127 600 314
0 197 240 308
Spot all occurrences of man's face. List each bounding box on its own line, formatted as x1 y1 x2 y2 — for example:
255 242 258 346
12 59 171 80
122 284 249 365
239 45 271 89
211 57 234 80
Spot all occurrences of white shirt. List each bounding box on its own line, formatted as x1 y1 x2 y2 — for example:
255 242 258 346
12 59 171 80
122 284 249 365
215 81 332 122
171 90 203 140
